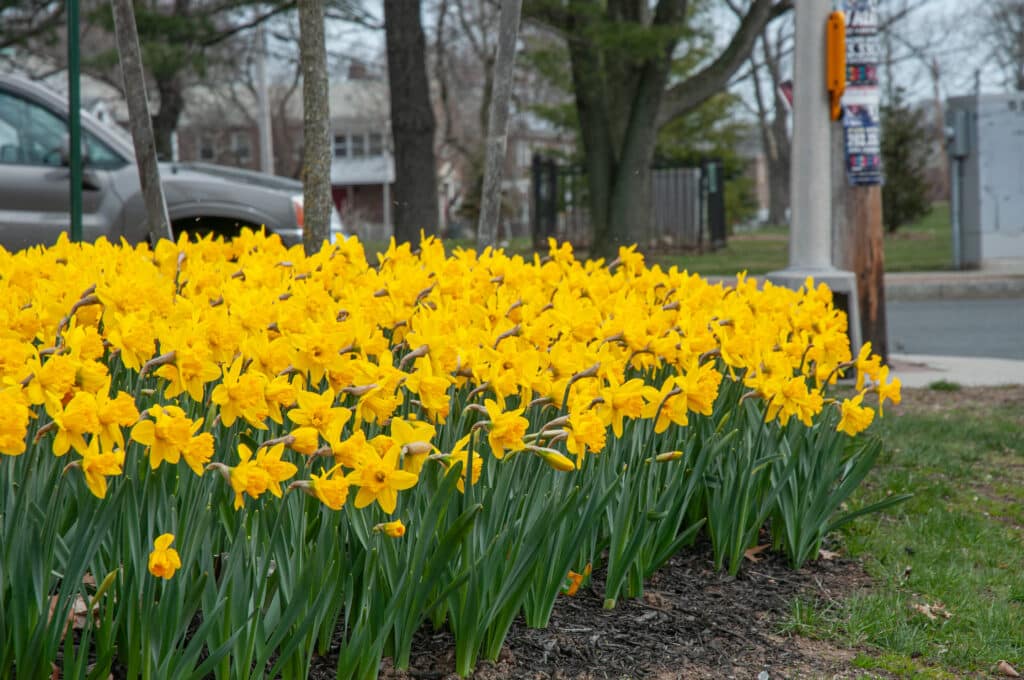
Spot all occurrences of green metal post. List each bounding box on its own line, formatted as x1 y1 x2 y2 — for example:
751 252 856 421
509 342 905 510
68 0 83 242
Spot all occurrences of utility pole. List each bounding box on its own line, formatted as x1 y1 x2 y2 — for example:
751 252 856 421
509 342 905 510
477 0 523 248
832 1 887 361
256 24 275 175
768 0 862 357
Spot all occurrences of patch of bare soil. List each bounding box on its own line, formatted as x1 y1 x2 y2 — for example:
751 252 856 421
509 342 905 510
308 544 880 680
892 385 1024 418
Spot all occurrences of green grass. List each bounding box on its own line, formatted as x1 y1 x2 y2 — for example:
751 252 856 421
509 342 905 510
357 204 953 276
646 203 953 277
787 401 1024 677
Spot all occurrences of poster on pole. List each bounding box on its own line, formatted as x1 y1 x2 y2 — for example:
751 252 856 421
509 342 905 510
842 0 883 185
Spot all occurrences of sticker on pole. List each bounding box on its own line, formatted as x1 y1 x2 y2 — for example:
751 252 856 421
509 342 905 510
841 0 883 186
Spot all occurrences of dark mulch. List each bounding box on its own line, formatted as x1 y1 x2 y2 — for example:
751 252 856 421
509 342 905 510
309 541 874 680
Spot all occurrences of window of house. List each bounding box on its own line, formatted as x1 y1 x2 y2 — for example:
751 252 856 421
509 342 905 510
231 130 251 164
333 134 347 157
199 134 216 161
351 134 365 158
517 141 532 169
368 132 383 156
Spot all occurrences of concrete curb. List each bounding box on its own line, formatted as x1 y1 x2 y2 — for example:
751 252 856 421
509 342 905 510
706 272 1024 301
883 274 1024 301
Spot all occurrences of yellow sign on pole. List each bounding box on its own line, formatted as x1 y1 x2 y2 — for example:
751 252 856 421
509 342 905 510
826 10 846 121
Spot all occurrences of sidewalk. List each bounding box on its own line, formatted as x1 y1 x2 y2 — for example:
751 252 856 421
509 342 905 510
889 353 1024 389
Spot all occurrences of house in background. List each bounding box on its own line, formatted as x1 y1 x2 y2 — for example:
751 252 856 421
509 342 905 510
327 74 395 243
175 83 304 179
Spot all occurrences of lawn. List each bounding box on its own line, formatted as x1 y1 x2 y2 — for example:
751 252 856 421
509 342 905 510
649 203 953 276
362 203 953 276
789 385 1024 678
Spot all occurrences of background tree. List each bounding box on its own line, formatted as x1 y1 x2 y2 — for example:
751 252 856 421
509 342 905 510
111 0 172 243
477 0 523 247
985 0 1024 91
1 1 367 162
744 21 791 226
384 0 440 242
880 88 930 234
525 0 792 257
299 0 332 253
656 91 759 230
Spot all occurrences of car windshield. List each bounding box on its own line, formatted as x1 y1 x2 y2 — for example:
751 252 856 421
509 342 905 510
0 89 126 169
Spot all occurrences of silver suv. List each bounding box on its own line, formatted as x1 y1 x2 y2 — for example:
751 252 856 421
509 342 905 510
0 74 343 251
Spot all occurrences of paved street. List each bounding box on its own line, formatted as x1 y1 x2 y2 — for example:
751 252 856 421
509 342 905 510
887 297 1024 360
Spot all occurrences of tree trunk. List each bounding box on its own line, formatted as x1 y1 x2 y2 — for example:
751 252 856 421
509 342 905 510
551 0 787 258
152 76 184 162
766 105 791 225
111 0 172 244
384 0 439 244
477 0 522 247
298 0 332 254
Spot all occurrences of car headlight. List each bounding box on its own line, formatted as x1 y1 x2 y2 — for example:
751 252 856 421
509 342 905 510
291 194 345 239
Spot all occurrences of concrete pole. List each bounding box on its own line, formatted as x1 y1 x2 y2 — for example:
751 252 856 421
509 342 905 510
256 24 275 175
789 0 832 270
769 0 862 357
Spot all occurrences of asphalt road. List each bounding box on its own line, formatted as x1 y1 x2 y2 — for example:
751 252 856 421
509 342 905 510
887 297 1024 360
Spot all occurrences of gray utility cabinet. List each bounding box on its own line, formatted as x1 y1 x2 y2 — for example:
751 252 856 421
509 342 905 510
947 94 1024 269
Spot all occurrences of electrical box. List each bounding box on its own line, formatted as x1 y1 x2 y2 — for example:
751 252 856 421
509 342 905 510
947 94 1024 267
946 108 970 159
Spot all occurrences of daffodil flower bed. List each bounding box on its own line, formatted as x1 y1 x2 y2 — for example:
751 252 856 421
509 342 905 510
0 231 906 679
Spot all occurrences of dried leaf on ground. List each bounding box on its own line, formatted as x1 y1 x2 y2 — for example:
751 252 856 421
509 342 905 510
997 660 1020 677
47 594 99 640
744 544 771 563
910 602 952 621
818 549 841 561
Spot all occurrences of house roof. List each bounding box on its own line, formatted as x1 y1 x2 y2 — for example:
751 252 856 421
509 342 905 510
329 79 389 126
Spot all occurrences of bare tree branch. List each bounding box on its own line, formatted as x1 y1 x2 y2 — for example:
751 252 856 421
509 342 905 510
657 0 792 129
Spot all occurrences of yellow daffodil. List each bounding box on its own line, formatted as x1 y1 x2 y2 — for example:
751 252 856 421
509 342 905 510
446 434 483 493
389 417 436 475
78 437 125 499
131 405 203 469
147 533 181 580
51 392 101 456
837 391 875 436
95 389 140 451
345 443 419 515
182 432 214 477
307 464 350 510
210 356 269 429
482 398 529 460
872 365 902 415
565 409 607 463
0 388 30 456
287 389 351 442
596 378 651 438
375 519 406 538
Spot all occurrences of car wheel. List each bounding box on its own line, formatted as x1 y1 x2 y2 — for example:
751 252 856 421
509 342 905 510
171 217 248 242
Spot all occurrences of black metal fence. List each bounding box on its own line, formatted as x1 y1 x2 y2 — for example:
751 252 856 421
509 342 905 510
531 156 712 251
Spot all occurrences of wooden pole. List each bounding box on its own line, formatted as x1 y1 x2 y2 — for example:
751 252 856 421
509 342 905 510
831 0 888 362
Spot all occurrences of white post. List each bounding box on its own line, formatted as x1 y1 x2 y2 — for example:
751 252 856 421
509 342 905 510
768 0 862 357
256 24 275 175
790 0 831 269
